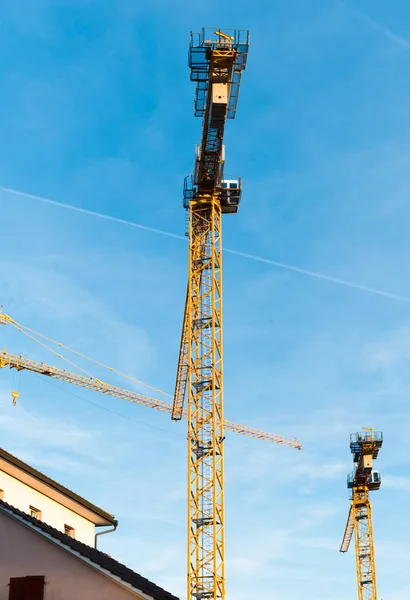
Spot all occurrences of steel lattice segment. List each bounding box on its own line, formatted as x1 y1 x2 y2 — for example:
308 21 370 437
173 287 189 420
189 29 250 119
187 197 224 600
353 487 378 600
195 50 235 194
183 32 250 216
340 504 354 553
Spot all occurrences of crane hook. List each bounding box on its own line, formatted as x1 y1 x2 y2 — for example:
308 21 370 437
11 391 19 406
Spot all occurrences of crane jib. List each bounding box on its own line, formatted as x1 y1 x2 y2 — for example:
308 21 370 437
196 54 236 193
0 349 300 448
182 29 250 217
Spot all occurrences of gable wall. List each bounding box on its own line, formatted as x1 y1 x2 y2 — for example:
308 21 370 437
0 511 145 600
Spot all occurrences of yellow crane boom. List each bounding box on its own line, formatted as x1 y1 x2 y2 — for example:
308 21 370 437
0 350 301 449
340 428 383 600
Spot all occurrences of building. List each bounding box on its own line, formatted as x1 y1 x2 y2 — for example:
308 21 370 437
0 448 179 600
0 447 116 547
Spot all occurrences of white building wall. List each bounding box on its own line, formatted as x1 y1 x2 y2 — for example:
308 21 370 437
0 471 95 546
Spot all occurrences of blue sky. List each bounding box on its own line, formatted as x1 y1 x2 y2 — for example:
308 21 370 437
1 0 410 598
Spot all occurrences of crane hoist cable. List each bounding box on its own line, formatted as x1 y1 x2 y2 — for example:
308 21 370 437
0 312 171 398
3 316 101 381
0 313 302 448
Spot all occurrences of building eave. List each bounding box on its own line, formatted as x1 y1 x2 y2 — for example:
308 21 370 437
0 447 116 526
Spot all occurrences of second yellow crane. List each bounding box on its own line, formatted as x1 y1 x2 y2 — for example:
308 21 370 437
0 348 301 449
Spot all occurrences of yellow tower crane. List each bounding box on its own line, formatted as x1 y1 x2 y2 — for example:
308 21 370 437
340 428 383 600
0 349 301 448
172 29 250 600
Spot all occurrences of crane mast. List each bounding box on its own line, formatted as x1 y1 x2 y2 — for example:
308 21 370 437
340 429 383 600
176 29 250 600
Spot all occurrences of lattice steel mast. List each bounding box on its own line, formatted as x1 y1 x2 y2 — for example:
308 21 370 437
172 29 250 600
340 428 383 600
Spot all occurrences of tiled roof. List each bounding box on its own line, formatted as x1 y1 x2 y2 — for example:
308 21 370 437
0 500 179 600
0 447 116 525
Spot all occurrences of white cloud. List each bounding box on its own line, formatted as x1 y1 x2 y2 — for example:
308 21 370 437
14 450 102 476
0 258 156 381
382 474 410 493
0 393 94 453
363 325 410 370
379 588 410 600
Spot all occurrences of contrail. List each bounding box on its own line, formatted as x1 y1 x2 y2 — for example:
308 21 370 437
1 185 410 303
338 0 410 51
0 185 186 242
224 248 410 303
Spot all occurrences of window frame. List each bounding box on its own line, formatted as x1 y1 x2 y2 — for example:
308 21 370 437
29 505 42 520
9 575 45 600
64 524 75 538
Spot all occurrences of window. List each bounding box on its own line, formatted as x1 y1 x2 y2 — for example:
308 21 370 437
0 489 4 501
9 576 45 600
64 524 75 538
29 506 42 520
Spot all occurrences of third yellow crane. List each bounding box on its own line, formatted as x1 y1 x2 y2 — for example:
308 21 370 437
340 428 383 600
